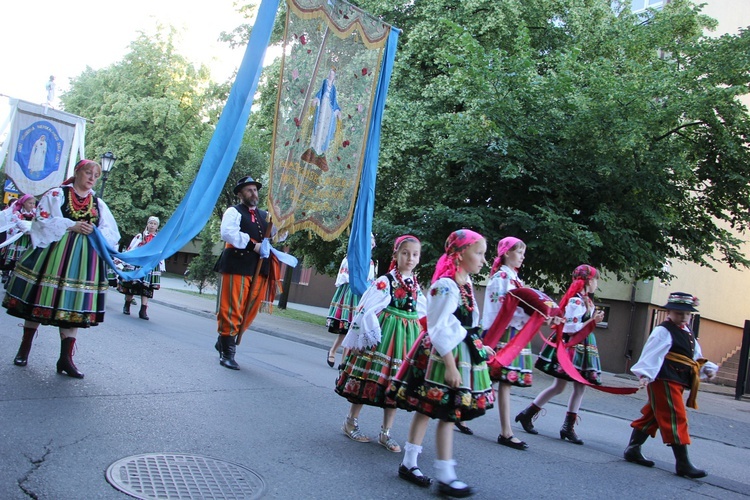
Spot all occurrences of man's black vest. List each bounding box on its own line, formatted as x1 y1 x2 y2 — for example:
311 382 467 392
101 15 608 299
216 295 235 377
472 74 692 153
214 204 269 276
656 320 696 388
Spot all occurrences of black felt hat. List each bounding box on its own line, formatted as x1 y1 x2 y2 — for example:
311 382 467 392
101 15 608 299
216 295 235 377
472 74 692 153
233 176 262 194
661 292 699 312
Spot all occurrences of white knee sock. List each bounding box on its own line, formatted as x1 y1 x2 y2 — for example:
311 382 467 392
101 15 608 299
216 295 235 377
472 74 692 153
435 459 469 488
402 442 422 470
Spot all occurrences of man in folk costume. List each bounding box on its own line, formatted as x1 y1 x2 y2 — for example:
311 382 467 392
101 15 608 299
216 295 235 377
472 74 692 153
624 292 718 478
214 176 277 370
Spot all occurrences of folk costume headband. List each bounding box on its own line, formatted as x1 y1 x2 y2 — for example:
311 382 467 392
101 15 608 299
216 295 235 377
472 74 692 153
62 159 101 187
490 236 524 275
555 264 600 331
12 194 35 214
388 234 420 271
143 216 160 235
431 229 484 284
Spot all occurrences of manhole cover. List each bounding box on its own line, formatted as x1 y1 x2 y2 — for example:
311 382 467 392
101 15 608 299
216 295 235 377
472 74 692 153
106 453 266 499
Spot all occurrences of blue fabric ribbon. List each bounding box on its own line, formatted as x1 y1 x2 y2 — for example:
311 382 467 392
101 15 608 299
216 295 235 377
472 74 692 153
347 29 400 296
88 0 282 281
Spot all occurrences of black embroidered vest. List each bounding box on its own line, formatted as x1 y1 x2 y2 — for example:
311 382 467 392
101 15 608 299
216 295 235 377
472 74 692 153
214 204 269 276
656 320 696 387
387 274 418 313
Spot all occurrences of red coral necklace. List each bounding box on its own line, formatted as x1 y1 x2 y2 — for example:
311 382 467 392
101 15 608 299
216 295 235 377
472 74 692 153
459 283 474 312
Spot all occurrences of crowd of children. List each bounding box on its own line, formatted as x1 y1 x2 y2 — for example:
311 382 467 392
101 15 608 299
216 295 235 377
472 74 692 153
329 229 718 498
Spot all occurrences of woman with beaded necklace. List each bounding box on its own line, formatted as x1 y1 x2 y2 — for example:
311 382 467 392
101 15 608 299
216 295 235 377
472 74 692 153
3 159 120 378
118 216 166 320
335 235 425 454
389 229 494 498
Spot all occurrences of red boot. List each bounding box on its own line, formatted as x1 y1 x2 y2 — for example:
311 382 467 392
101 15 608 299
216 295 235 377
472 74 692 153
14 327 37 366
57 337 84 378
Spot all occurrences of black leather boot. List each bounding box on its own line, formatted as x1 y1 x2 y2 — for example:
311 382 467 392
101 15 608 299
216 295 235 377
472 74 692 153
138 305 149 320
123 298 131 315
14 327 37 366
560 411 584 444
515 403 542 434
215 335 223 359
219 335 240 370
672 444 707 478
56 337 84 379
624 428 655 467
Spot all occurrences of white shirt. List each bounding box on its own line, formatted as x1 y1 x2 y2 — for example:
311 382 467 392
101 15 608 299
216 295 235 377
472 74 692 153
631 323 718 382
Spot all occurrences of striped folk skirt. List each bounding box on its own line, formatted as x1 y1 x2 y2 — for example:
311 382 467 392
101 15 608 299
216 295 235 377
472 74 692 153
117 266 162 298
335 307 421 408
388 333 494 422
2 232 108 328
535 332 602 384
487 326 535 387
326 283 360 334
0 233 32 270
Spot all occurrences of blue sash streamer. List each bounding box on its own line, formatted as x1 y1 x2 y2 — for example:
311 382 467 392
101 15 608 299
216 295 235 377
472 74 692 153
347 29 400 296
88 0 282 281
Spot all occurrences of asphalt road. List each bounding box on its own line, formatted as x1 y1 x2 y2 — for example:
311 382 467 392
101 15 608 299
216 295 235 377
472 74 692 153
1 284 749 499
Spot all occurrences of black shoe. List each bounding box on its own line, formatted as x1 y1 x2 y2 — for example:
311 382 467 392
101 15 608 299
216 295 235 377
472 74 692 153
327 351 335 368
398 465 432 487
497 435 528 450
672 444 707 479
437 480 475 498
218 335 240 370
454 422 474 435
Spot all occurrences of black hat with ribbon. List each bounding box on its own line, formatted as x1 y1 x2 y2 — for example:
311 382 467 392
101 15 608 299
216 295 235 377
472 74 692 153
233 175 262 194
662 292 699 312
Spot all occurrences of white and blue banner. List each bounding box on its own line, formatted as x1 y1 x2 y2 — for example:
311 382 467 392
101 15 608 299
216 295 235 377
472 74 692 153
0 99 86 196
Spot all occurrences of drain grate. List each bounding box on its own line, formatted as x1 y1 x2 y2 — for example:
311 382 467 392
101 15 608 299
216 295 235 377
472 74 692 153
105 453 266 499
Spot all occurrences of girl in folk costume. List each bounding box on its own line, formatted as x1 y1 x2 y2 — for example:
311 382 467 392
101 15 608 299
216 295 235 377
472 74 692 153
118 216 166 320
389 230 494 498
326 233 377 367
624 292 718 479
0 194 37 284
481 236 534 450
335 235 425 453
3 159 120 378
516 264 606 444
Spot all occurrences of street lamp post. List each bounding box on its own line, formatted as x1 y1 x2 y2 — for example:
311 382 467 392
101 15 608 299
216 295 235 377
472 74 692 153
99 151 117 199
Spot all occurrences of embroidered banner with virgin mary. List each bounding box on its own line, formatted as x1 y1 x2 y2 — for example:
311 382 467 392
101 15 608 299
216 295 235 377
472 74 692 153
268 0 393 240
0 99 86 197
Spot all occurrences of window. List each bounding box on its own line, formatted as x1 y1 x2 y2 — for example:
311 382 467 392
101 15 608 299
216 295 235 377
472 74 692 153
595 304 611 329
631 0 664 12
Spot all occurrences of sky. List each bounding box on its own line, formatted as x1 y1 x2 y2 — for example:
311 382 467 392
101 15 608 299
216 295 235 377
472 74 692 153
0 0 252 119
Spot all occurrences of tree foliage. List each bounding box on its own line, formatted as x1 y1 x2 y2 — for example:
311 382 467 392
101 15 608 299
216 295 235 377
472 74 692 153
185 225 220 294
269 0 750 286
60 26 225 241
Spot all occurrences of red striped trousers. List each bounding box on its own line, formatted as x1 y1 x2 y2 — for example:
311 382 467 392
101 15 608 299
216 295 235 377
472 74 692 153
631 379 691 445
216 273 267 337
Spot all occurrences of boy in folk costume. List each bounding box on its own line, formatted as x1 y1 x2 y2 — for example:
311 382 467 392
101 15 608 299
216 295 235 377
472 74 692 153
624 292 718 478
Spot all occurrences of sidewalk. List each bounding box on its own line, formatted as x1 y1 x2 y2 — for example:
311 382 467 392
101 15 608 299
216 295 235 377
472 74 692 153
151 279 333 351
152 278 739 398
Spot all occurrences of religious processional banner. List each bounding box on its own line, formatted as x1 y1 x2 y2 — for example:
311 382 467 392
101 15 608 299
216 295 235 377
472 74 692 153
0 99 86 196
268 0 392 241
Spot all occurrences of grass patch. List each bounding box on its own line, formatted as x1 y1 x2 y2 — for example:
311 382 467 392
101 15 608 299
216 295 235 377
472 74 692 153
269 307 328 327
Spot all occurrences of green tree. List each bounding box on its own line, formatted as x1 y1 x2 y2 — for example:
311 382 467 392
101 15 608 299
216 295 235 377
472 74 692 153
60 26 225 240
185 225 220 294
339 0 750 287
